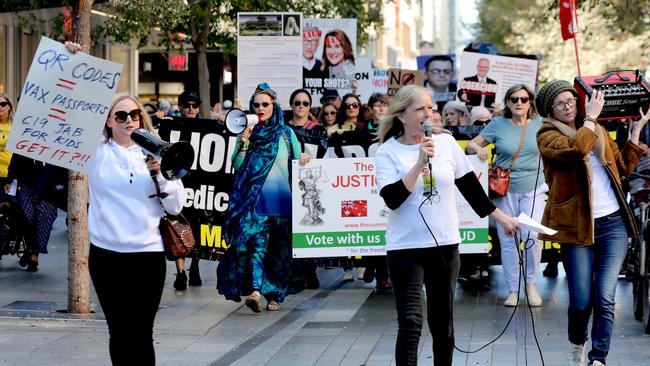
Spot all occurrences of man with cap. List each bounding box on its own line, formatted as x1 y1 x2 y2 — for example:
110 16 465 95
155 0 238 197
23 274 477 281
536 80 649 366
178 90 201 118
320 89 341 109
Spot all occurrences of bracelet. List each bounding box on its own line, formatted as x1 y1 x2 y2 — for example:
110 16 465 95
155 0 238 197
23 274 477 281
583 116 597 124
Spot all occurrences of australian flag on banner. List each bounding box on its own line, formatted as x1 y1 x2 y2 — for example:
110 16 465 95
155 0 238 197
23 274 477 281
341 200 368 217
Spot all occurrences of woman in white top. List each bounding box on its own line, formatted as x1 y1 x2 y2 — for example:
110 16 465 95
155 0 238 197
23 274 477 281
88 94 184 365
375 85 518 366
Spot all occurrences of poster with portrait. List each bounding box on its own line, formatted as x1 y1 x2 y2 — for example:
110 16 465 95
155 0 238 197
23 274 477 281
457 52 539 110
237 13 303 109
302 18 357 105
417 54 457 111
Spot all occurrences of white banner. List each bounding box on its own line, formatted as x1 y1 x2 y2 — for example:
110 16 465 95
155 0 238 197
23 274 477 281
291 156 489 258
7 36 122 172
237 13 303 109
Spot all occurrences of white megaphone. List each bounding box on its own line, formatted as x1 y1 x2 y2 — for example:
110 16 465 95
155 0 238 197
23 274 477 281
225 108 260 134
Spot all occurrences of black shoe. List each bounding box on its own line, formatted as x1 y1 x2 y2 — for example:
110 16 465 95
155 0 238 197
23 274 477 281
188 266 202 286
363 268 375 283
19 255 30 267
174 270 187 291
25 260 38 272
543 262 558 278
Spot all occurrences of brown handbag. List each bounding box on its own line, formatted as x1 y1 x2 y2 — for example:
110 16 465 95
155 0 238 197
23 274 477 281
151 175 195 261
488 122 528 199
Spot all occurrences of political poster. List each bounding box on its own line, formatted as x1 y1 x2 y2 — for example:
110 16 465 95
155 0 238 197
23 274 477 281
387 68 425 98
302 18 357 105
7 36 122 172
291 155 490 258
417 54 458 111
237 13 303 109
354 57 389 105
457 52 539 110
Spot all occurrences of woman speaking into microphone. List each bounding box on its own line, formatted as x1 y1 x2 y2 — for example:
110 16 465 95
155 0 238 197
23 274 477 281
375 85 518 366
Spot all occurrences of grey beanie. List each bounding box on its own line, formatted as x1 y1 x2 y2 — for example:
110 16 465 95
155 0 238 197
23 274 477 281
535 80 579 118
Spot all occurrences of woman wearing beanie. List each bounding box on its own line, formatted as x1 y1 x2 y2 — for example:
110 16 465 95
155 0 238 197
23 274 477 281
536 80 649 366
466 84 546 307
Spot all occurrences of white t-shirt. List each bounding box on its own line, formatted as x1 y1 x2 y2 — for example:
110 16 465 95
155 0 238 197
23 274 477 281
589 152 620 218
89 140 185 253
375 133 475 251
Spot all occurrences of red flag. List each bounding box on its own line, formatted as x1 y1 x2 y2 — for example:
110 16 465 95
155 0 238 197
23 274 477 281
559 0 578 40
341 200 368 218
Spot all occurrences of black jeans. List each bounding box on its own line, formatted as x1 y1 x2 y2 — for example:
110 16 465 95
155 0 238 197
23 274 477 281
387 244 460 366
89 244 166 366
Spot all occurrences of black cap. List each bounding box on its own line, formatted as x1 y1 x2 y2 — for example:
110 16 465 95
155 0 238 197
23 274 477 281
320 89 340 103
178 90 201 105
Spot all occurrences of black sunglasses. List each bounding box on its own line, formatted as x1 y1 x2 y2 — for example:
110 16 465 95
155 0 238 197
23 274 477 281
0 102 10 107
253 102 271 109
509 96 529 104
113 109 142 123
293 100 310 108
345 102 360 109
182 102 198 109
323 111 337 116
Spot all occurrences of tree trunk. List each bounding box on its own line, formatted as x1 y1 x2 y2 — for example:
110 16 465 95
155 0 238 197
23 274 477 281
68 0 93 315
189 1 213 119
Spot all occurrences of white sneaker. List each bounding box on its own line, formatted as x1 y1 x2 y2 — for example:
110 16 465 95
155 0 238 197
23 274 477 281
568 343 585 366
526 283 543 307
342 269 354 282
356 267 366 280
590 361 604 366
504 292 519 307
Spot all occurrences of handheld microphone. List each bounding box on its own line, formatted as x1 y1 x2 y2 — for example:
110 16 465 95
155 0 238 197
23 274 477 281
422 120 434 197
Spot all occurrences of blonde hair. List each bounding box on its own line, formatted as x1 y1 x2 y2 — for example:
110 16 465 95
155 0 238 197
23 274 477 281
104 93 156 141
377 85 444 143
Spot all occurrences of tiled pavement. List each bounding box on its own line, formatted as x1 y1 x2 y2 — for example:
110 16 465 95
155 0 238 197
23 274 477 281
0 212 649 365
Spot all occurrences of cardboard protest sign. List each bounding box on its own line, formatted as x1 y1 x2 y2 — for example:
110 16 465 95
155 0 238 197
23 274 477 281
387 69 425 98
354 57 388 104
457 52 538 109
237 13 302 109
302 18 357 105
7 36 122 172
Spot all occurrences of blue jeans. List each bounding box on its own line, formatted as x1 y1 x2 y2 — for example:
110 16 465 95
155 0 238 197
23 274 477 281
563 211 628 365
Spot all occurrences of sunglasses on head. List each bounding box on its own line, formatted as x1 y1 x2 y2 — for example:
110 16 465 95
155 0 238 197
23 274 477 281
509 96 529 104
293 100 310 108
0 102 10 107
345 102 360 109
253 102 271 109
113 109 142 123
182 102 198 109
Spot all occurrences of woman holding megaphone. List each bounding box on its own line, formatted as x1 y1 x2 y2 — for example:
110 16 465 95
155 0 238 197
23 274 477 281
217 83 310 313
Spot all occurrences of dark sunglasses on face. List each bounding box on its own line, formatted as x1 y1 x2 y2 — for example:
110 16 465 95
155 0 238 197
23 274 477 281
0 102 9 107
293 100 310 108
323 111 337 116
509 96 529 104
253 102 271 109
182 102 198 109
345 102 360 109
113 109 142 123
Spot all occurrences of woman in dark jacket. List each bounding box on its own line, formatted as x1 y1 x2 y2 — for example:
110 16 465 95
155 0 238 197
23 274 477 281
536 80 648 366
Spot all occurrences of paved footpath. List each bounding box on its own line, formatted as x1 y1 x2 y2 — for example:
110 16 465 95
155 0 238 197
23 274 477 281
0 212 649 365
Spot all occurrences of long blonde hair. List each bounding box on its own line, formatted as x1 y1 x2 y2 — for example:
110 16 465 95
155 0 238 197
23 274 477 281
104 93 156 141
377 85 444 143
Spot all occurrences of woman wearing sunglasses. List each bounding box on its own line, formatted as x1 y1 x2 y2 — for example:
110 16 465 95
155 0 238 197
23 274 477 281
536 81 649 366
218 83 311 313
465 84 547 307
86 93 184 365
287 89 327 159
318 102 339 137
336 93 365 132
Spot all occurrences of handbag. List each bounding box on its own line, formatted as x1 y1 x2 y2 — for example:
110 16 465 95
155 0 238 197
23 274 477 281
488 122 527 199
150 175 195 261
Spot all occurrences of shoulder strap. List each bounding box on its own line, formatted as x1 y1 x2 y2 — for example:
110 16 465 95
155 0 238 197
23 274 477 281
509 122 528 169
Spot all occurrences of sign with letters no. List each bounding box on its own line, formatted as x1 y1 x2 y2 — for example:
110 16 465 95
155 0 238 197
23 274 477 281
7 36 122 172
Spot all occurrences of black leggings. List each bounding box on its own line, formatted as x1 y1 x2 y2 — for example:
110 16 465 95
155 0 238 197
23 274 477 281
89 244 166 366
387 244 460 366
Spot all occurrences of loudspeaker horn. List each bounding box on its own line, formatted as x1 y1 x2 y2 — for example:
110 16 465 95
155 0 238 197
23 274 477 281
131 128 194 181
225 108 259 134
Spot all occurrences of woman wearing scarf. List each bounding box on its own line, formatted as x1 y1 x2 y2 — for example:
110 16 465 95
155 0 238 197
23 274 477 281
217 83 311 313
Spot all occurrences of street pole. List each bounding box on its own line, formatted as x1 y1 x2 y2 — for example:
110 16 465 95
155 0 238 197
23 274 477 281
67 0 94 315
